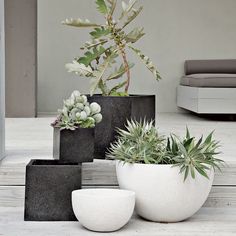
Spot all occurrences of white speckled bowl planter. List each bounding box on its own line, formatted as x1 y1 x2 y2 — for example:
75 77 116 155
72 188 135 232
116 161 214 223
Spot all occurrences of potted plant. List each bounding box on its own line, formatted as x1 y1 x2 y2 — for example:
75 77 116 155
51 90 102 163
24 159 81 221
107 120 224 222
62 0 161 158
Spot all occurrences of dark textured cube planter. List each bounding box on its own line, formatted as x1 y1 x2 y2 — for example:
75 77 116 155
24 159 81 221
53 127 94 163
88 95 155 159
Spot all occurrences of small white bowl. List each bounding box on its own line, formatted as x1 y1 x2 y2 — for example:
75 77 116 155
72 188 135 232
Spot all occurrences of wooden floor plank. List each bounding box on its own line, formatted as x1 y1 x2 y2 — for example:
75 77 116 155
0 159 235 186
1 186 235 208
0 207 235 236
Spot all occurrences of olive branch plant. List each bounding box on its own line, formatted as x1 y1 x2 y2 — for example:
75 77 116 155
63 0 161 96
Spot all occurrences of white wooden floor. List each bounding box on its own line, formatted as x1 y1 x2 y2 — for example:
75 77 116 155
0 207 236 236
0 113 236 235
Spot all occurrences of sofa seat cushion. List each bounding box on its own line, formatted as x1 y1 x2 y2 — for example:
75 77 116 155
180 73 236 87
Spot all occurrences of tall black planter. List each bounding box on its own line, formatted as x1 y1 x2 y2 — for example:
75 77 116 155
24 159 81 221
53 127 94 163
88 95 155 159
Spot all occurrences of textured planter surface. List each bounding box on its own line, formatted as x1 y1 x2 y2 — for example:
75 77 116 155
72 189 135 232
116 161 214 222
53 127 94 163
88 95 155 158
24 159 81 221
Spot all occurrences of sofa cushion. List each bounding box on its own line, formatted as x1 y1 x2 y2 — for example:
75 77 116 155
180 74 236 87
185 60 236 75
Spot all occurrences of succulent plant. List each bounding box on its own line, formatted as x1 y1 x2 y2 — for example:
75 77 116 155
106 120 166 164
63 0 161 96
106 120 224 180
166 128 224 181
51 91 102 130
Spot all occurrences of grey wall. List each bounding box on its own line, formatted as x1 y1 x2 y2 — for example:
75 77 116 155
0 0 5 160
5 0 37 117
38 0 236 114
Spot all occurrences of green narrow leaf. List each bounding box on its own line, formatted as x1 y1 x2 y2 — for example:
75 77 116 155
184 166 189 181
96 0 108 14
171 135 178 154
108 81 127 95
144 156 150 164
183 137 194 151
90 53 117 95
98 80 109 95
186 126 190 139
82 39 108 50
122 6 143 28
90 27 110 39
166 138 171 151
129 46 161 81
195 167 209 179
125 27 145 43
190 165 195 179
179 165 186 174
62 18 100 27
90 64 109 95
178 142 188 158
107 0 117 16
107 63 134 81
195 135 203 148
205 131 214 144
120 0 137 20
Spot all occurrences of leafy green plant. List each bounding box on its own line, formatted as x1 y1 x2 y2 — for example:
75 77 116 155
63 0 161 96
106 120 224 180
51 90 102 130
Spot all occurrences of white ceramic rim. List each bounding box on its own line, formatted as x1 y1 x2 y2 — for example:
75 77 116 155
117 161 214 170
117 160 173 167
72 188 135 198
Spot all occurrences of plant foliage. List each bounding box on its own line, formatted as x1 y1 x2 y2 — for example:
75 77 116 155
63 0 161 96
166 128 224 181
106 120 166 164
51 91 102 130
106 120 224 180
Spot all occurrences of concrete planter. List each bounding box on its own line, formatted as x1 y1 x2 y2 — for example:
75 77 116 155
53 127 94 163
116 161 214 222
72 189 135 232
24 159 81 221
88 95 155 158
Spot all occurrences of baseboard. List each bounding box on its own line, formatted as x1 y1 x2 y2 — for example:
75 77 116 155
37 112 57 117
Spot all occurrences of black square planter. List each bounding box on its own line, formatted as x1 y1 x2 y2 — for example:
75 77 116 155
53 127 94 163
88 95 155 158
24 159 81 221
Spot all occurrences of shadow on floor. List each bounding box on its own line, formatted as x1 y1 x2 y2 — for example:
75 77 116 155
188 112 236 121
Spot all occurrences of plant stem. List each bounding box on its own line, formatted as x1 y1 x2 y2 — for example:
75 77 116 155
107 13 131 94
120 47 130 93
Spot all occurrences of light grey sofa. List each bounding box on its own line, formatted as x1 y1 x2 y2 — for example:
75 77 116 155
177 60 236 114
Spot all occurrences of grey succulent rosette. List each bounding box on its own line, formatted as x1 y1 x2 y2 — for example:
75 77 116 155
51 90 102 130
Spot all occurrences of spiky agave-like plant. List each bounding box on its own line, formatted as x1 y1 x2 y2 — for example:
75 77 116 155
63 0 161 96
107 120 224 180
166 128 224 181
106 120 166 164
